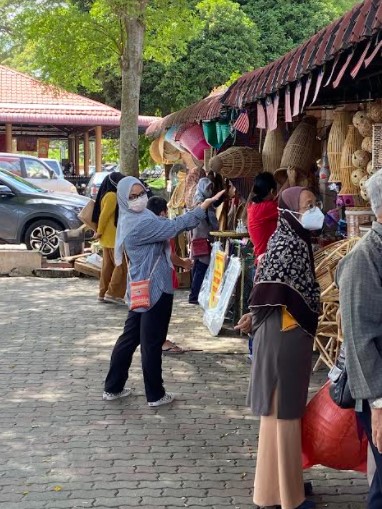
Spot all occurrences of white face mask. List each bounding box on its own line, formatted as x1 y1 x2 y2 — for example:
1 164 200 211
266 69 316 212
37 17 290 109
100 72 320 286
300 207 325 230
128 194 148 212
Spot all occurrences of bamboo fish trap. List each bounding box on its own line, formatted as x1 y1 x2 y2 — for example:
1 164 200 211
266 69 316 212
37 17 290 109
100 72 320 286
338 125 363 195
261 126 285 173
274 116 317 184
327 111 352 182
209 147 262 178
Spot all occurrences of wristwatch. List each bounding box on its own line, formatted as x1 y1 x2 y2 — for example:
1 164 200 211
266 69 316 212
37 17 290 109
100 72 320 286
371 398 382 409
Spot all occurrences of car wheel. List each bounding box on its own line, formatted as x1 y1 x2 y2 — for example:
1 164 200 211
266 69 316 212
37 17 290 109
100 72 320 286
24 219 62 259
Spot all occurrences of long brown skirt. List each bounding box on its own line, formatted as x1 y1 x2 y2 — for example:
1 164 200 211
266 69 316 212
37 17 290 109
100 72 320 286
253 390 305 509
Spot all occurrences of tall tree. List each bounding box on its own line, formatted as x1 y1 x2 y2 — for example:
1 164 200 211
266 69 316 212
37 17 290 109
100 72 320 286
4 0 197 176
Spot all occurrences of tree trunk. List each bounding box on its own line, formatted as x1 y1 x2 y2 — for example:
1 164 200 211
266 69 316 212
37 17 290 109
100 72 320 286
119 1 147 177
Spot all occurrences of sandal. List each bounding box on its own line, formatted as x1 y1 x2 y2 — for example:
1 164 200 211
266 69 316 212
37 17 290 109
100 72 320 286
162 340 184 354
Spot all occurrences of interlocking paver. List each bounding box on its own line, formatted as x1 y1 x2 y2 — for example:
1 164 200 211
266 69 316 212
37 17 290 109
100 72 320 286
0 277 368 508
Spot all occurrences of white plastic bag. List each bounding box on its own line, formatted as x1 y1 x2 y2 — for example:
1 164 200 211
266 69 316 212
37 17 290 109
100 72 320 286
197 241 222 310
86 253 103 269
203 256 241 336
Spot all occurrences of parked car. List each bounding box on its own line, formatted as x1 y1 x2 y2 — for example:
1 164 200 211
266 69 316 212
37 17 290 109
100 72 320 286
84 171 112 200
41 158 65 179
0 153 77 194
0 169 89 258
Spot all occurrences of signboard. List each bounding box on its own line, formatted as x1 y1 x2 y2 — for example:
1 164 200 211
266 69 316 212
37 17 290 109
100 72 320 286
38 138 50 158
209 250 226 309
17 137 37 152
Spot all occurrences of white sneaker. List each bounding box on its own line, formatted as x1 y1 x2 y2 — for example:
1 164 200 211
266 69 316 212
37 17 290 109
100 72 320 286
102 388 132 401
148 392 175 407
104 294 127 306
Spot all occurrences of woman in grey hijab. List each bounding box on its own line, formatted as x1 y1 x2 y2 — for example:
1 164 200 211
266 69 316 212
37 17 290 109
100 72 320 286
188 177 220 304
103 176 223 407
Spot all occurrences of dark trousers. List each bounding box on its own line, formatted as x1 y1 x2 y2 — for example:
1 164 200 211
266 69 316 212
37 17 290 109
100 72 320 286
104 292 174 402
189 259 208 302
357 402 382 509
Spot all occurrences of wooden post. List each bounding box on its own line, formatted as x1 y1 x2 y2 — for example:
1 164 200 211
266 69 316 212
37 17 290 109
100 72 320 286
83 131 90 176
5 123 12 152
74 135 80 175
68 136 75 168
95 126 102 172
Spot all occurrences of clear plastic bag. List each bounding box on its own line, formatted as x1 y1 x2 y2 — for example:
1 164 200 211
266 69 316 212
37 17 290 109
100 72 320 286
198 241 222 310
203 256 241 336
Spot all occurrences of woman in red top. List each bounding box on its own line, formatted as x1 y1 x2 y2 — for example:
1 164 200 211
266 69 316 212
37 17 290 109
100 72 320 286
247 172 278 263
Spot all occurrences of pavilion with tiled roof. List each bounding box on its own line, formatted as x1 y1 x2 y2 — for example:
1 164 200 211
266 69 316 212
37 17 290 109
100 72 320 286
0 65 160 173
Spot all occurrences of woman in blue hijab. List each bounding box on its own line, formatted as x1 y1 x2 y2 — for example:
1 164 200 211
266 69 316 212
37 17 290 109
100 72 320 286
103 176 223 407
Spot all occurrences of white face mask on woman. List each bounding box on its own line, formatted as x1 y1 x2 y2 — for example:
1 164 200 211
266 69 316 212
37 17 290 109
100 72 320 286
128 194 148 212
300 207 325 230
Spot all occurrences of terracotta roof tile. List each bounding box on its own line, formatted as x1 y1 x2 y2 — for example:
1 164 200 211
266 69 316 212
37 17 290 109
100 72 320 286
0 65 159 128
222 0 382 107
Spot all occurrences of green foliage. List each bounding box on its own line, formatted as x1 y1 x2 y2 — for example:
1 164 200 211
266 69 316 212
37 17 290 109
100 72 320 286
141 0 261 115
237 0 360 63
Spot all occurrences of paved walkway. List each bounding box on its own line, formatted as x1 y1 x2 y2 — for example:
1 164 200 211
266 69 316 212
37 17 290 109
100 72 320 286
0 277 368 508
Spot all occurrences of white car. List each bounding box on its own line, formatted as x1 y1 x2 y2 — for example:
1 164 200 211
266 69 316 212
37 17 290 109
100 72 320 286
0 153 77 194
41 158 65 179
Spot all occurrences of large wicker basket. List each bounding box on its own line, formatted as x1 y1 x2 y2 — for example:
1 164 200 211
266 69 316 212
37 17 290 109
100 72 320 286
262 126 285 173
209 147 262 178
327 111 352 182
338 125 363 195
279 116 317 174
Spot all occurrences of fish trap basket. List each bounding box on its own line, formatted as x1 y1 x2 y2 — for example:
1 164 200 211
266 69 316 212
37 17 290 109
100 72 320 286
279 116 317 175
327 111 352 182
262 126 285 173
209 146 262 179
372 124 382 173
345 208 375 238
338 125 363 195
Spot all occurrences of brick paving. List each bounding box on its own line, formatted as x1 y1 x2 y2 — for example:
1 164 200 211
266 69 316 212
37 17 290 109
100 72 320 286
0 277 368 509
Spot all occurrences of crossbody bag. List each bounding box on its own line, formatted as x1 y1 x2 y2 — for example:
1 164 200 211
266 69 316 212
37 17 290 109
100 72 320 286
128 254 161 311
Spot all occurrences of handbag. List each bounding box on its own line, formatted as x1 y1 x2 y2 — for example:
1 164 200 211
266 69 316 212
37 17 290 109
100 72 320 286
328 344 355 409
78 199 97 231
128 254 161 311
191 237 211 257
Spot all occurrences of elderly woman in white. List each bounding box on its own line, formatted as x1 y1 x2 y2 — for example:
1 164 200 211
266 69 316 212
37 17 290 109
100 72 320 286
336 169 382 509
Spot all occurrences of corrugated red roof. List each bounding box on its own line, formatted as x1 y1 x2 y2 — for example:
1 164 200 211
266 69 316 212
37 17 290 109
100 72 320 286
0 65 159 128
222 0 382 108
145 90 226 138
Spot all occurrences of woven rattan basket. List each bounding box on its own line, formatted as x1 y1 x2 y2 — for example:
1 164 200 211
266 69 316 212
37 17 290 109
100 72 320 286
261 126 285 173
338 125 363 195
314 238 360 293
209 147 262 178
279 116 317 173
327 111 352 182
149 138 163 164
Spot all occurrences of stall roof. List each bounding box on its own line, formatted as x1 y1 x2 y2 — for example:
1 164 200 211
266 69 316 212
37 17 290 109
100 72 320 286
145 89 226 138
0 65 159 130
222 0 382 108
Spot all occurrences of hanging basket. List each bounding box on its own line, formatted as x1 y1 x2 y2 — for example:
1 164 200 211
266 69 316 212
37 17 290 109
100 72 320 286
208 147 262 179
262 125 285 173
179 124 209 161
149 138 163 164
279 116 317 175
202 121 219 149
338 125 363 196
327 111 352 182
